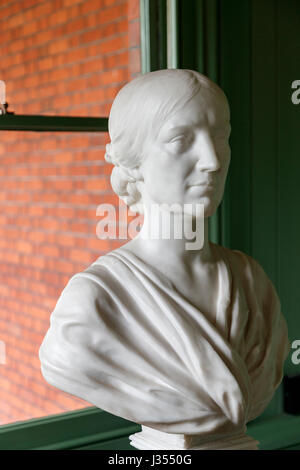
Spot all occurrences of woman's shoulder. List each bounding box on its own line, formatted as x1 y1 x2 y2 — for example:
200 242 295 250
216 243 280 307
51 253 116 308
215 243 268 278
65 249 130 287
55 248 140 310
215 243 276 295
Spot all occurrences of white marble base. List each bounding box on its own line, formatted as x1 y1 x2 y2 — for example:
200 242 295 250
129 426 259 450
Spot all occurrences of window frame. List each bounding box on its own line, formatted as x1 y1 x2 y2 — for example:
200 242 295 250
0 114 108 132
0 407 140 450
0 406 300 450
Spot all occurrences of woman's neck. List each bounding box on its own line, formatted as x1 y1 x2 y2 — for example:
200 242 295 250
132 203 213 265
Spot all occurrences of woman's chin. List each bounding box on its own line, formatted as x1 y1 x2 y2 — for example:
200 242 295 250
183 197 220 218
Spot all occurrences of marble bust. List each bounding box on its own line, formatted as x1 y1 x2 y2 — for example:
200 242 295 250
39 69 290 450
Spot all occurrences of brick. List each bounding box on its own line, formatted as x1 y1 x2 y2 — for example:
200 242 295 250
63 0 82 7
128 0 139 21
85 178 110 191
81 28 103 44
81 57 104 74
48 38 69 55
69 219 92 232
15 241 33 254
38 244 61 258
99 5 126 24
105 50 128 68
0 0 141 426
129 47 141 76
80 0 105 15
66 47 88 63
129 19 140 47
22 19 39 37
47 9 69 27
35 29 53 45
99 34 128 54
68 248 94 263
5 13 24 30
6 64 26 79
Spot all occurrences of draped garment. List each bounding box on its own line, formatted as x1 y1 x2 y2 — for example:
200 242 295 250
39 244 290 437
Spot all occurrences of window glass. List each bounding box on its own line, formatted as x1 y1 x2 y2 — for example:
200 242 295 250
0 130 128 425
0 0 141 425
1 0 140 117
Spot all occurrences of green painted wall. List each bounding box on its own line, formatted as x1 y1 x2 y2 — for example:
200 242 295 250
219 0 300 384
173 0 300 415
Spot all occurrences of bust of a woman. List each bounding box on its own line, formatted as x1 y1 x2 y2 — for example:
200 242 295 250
39 69 289 450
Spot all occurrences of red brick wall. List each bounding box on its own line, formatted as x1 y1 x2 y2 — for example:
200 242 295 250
0 0 140 425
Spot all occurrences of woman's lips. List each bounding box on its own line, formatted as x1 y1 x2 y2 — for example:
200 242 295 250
188 182 215 189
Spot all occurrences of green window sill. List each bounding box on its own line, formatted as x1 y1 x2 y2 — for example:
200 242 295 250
1 407 300 450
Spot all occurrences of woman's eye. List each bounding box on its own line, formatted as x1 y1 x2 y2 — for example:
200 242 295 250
166 135 192 152
169 135 185 144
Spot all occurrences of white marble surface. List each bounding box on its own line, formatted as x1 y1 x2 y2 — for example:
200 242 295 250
39 70 290 449
129 425 259 450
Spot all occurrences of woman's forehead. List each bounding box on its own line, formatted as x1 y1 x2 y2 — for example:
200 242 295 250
159 89 230 130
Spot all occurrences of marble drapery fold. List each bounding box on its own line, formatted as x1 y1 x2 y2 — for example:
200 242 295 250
39 244 289 438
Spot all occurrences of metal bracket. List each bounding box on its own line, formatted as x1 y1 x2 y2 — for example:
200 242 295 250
0 80 6 115
0 80 14 115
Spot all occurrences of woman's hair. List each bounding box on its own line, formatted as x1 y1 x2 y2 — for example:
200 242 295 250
105 69 226 213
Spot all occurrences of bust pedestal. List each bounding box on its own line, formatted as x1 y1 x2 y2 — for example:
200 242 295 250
129 426 259 450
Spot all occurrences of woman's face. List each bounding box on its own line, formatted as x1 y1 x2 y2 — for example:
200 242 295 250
138 87 231 217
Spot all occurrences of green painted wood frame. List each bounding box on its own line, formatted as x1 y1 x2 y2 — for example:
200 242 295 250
140 0 167 73
1 406 300 450
0 115 108 132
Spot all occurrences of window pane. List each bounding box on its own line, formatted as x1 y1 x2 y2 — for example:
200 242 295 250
0 0 141 425
1 0 140 117
0 129 127 425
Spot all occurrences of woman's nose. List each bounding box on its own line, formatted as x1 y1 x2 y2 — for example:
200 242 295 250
194 133 220 172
